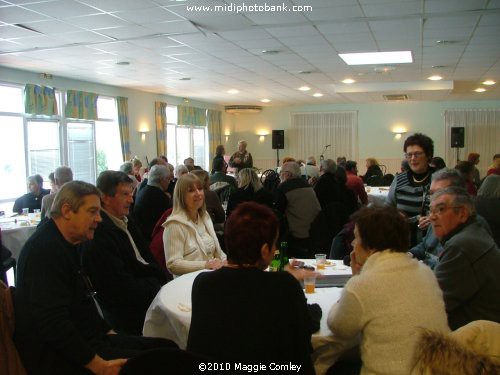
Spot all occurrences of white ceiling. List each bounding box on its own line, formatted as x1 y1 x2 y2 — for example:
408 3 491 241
1 0 499 106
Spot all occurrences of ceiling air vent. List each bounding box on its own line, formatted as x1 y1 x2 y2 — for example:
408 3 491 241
225 105 262 114
383 94 409 101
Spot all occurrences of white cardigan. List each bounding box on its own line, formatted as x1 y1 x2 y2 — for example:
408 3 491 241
327 250 450 375
162 210 226 276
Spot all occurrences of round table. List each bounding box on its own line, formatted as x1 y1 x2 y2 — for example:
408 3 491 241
143 261 353 374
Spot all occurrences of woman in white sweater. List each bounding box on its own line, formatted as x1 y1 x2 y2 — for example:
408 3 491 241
163 173 226 276
327 206 449 375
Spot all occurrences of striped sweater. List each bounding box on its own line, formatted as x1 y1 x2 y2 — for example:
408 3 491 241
386 170 433 218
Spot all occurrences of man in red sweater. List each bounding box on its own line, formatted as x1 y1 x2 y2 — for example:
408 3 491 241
345 160 368 205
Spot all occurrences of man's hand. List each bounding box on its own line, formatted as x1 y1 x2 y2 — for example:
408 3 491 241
85 355 128 375
418 215 431 230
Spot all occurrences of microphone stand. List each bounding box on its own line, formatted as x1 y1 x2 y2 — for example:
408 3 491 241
319 145 330 161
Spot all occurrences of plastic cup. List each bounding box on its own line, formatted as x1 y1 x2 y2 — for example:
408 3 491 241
304 276 316 294
315 254 327 270
22 208 29 216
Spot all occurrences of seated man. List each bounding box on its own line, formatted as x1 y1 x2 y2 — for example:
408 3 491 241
133 164 173 242
345 160 368 205
13 174 50 213
275 162 321 257
83 171 169 335
209 157 237 189
41 166 73 219
431 186 500 330
14 181 176 375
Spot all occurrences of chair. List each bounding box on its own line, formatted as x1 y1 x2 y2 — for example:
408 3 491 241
119 347 208 375
381 173 394 186
0 229 16 286
149 208 174 280
0 280 27 375
365 174 383 187
261 169 280 195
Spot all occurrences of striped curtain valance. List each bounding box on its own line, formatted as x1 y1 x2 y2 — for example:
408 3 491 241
24 84 58 116
178 105 207 126
66 90 98 120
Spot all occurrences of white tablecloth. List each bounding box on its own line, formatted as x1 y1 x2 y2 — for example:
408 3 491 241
366 186 389 207
0 217 38 259
143 261 353 374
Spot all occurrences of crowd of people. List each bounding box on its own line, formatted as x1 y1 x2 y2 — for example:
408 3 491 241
6 137 500 375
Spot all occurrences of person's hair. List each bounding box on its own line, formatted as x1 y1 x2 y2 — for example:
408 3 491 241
351 206 409 253
238 168 262 191
282 161 301 178
212 158 224 172
320 159 337 174
54 166 73 185
403 133 434 159
335 166 347 185
401 159 410 172
238 140 247 148
430 157 446 170
225 202 279 266
493 154 500 160
431 168 466 189
174 164 189 178
306 156 316 165
96 170 133 197
184 157 194 166
337 156 346 166
166 163 174 175
366 157 379 167
172 173 206 216
455 160 474 178
148 164 170 184
431 186 475 216
159 155 168 163
477 175 500 198
215 145 225 156
130 157 142 168
51 180 100 219
190 169 210 189
120 161 133 175
345 160 357 172
27 174 43 186
282 156 296 164
467 153 480 163
48 172 55 184
148 157 165 168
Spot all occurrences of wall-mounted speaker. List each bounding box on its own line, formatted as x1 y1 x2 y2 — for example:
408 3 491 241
451 127 465 148
272 130 284 149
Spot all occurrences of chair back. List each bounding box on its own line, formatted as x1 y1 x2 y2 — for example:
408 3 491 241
149 208 174 280
261 169 280 195
0 281 27 375
381 173 395 186
366 174 383 187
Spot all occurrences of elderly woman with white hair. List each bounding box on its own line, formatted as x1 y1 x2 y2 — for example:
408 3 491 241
163 173 226 276
228 140 253 173
225 168 273 218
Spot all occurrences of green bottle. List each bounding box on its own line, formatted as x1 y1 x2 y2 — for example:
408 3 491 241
279 241 288 271
269 250 281 272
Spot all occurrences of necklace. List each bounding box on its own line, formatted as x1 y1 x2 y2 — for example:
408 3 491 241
413 172 430 184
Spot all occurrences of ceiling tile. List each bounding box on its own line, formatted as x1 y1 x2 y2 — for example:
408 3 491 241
25 0 101 19
0 4 50 23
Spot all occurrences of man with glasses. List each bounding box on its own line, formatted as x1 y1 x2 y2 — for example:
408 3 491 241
430 186 500 330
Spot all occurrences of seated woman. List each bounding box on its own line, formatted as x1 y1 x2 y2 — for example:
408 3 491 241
163 174 226 276
327 206 449 374
225 168 273 218
362 157 383 183
187 202 316 374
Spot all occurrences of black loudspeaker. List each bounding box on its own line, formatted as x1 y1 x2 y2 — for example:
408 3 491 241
451 127 465 148
272 130 284 149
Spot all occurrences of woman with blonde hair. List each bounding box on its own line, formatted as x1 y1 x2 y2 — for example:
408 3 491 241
362 157 383 183
163 174 226 276
225 168 273 218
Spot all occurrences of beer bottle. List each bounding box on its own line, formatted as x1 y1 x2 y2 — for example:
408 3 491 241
279 241 288 271
269 250 281 272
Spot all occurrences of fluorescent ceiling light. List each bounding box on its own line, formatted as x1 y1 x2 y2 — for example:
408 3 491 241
298 86 311 91
427 75 442 81
227 89 239 94
342 78 355 84
261 98 271 103
313 93 323 97
339 51 413 65
482 80 495 85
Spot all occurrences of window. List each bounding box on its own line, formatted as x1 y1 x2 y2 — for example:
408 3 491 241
166 105 209 169
0 83 123 213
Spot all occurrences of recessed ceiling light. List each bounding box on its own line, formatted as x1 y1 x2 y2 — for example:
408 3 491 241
179 77 191 81
116 61 130 65
313 93 323 97
298 70 312 74
339 51 412 65
436 40 457 45
261 98 271 103
261 50 279 55
342 78 355 84
428 75 442 81
482 80 496 85
227 89 239 94
431 65 447 69
474 88 486 93
298 86 311 91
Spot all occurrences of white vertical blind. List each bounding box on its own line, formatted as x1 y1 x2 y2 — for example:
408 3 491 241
290 111 358 162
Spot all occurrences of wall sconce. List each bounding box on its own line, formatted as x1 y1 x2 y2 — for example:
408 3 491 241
257 131 269 142
139 130 150 142
392 127 408 140
225 133 230 142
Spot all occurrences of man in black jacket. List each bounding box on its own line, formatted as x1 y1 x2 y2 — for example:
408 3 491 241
14 181 175 375
83 171 169 335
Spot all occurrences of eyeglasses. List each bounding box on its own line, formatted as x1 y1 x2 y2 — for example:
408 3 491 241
429 204 464 216
405 151 425 159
